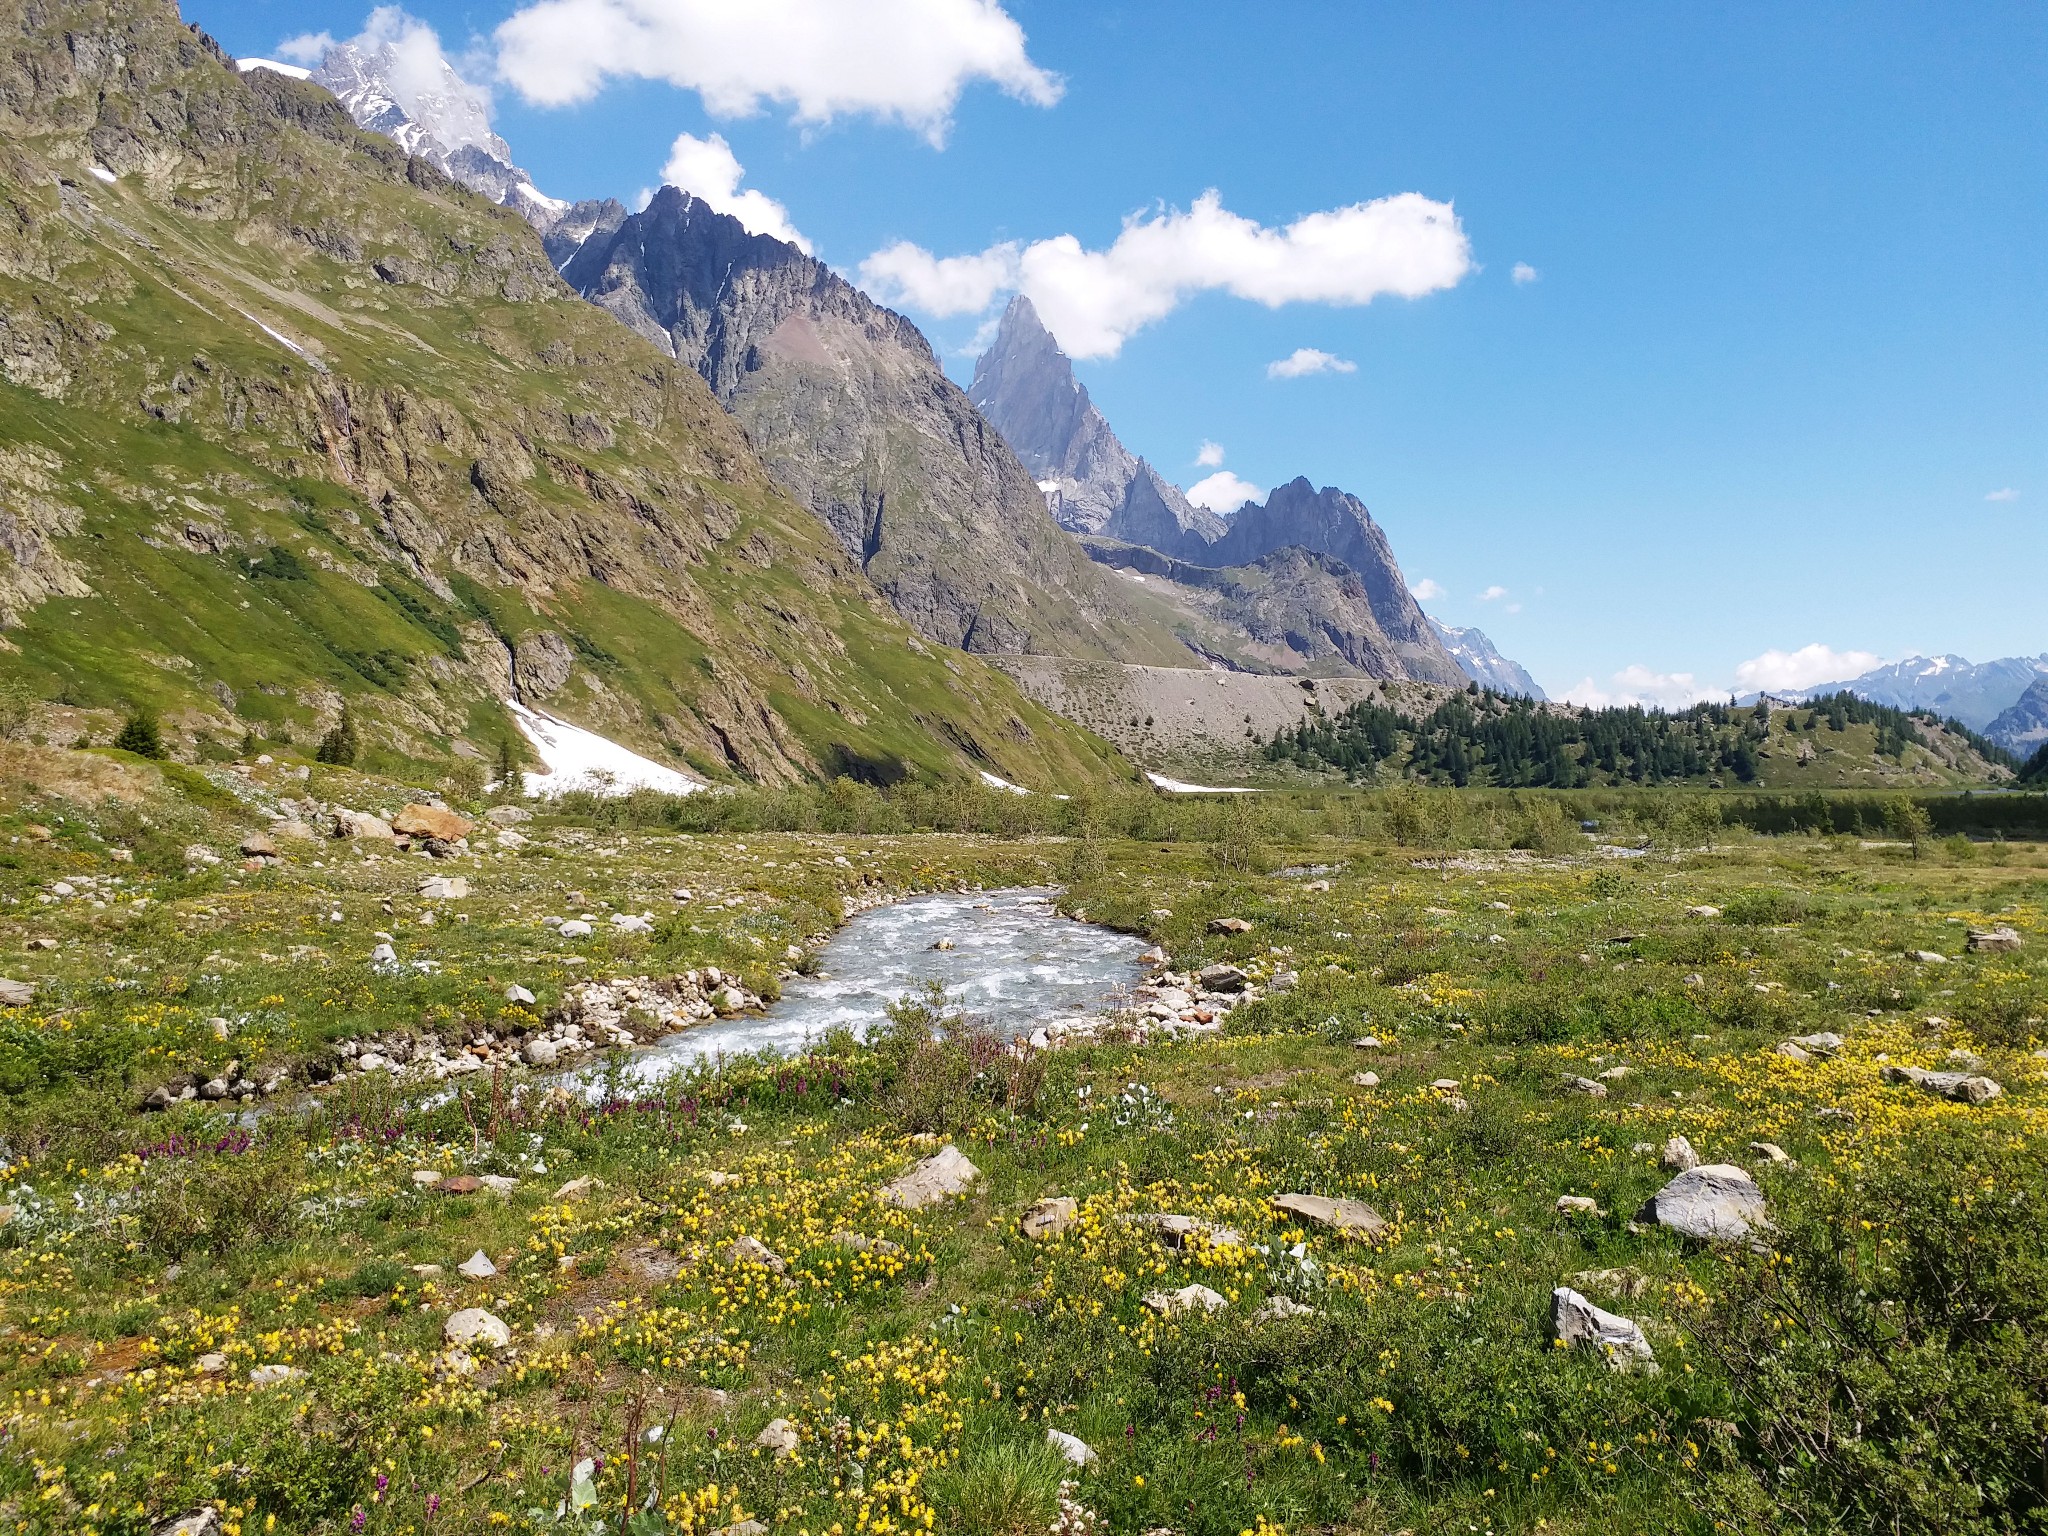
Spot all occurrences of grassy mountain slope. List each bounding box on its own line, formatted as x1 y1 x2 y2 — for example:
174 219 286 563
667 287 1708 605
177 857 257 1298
0 0 1131 790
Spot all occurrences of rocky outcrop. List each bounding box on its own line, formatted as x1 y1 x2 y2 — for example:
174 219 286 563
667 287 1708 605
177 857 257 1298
554 191 1193 664
1987 678 2048 757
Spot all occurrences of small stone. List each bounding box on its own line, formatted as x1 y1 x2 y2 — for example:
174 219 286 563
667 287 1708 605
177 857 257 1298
1431 1078 1460 1092
1046 1428 1096 1466
881 1144 980 1210
1661 1136 1700 1173
930 937 955 951
558 920 593 938
1271 1192 1385 1236
1562 1075 1608 1097
722 1235 786 1274
1252 1294 1316 1322
755 1418 800 1456
1556 1195 1599 1215
505 984 537 1005
711 1523 767 1536
1551 1286 1656 1372
1021 1196 1078 1240
412 1169 443 1187
1685 905 1721 918
1747 1141 1792 1165
155 1509 222 1536
194 1352 226 1375
1196 962 1247 992
1269 969 1299 992
1207 916 1254 934
553 1176 595 1201
1909 950 1949 965
0 977 38 1007
1139 947 1167 966
1353 1036 1383 1050
457 1250 497 1281
1145 1283 1227 1315
521 1038 560 1067
1303 879 1331 894
1775 1042 1813 1063
439 1175 482 1196
238 832 277 857
419 875 470 900
1789 1032 1845 1055
485 805 532 826
830 1231 902 1257
444 1308 511 1349
248 1363 302 1387
1350 1071 1379 1088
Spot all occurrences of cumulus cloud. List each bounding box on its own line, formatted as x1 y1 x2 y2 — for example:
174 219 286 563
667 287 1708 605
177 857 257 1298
1477 585 1507 602
277 30 337 64
859 188 1471 358
1512 262 1539 285
1410 577 1446 602
1185 471 1263 515
1195 440 1225 468
1267 347 1356 379
1561 666 1719 711
494 0 1060 142
1731 644 1882 695
1986 487 2019 502
658 131 808 250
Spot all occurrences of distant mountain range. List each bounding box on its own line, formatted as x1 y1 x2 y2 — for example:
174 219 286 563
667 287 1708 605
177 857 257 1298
1431 621 1548 700
259 40 1538 703
1759 654 2048 745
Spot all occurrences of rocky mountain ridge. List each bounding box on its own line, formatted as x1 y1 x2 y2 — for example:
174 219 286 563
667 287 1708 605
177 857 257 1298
1986 678 2048 757
1765 654 2048 731
0 0 1130 790
1431 619 1547 698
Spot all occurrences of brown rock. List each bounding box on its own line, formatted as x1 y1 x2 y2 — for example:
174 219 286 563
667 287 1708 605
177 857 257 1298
1207 916 1255 934
439 1175 482 1196
239 831 278 857
393 804 476 841
1271 1192 1386 1236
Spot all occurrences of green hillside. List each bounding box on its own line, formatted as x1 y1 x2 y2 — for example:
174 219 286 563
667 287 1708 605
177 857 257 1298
0 0 1131 792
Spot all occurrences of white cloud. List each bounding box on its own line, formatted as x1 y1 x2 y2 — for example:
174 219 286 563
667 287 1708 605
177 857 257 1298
658 131 809 250
1477 585 1507 602
1561 666 1719 711
1986 487 2018 502
1185 471 1263 515
494 0 1061 143
277 30 337 64
1266 347 1356 380
1512 261 1539 285
1731 643 1882 695
1410 577 1446 602
1195 440 1225 468
859 188 1471 358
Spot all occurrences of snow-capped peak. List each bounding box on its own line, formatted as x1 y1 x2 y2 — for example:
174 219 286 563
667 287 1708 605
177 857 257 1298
236 58 311 81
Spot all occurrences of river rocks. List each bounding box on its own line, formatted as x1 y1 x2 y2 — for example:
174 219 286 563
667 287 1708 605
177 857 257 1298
1145 1283 1226 1316
1642 1164 1766 1241
0 978 34 1007
1046 1428 1096 1466
1207 916 1254 934
881 1144 980 1210
419 875 470 900
521 1037 560 1067
1661 1136 1700 1173
458 1250 497 1280
444 1308 511 1349
1271 1192 1386 1237
1967 925 2023 953
755 1418 800 1456
393 804 475 841
1196 962 1247 992
1882 1065 2003 1104
1022 1196 1078 1240
1551 1286 1656 1372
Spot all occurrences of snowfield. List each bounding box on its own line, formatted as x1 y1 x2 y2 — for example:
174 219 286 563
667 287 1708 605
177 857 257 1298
507 700 704 798
1146 771 1257 794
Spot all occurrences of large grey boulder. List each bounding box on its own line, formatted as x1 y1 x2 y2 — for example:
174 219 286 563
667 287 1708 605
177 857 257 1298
1641 1164 1766 1242
1551 1286 1656 1372
1967 926 2023 953
881 1144 980 1210
1882 1065 2003 1104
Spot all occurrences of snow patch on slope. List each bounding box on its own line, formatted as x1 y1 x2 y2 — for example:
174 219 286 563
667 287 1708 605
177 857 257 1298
507 700 704 798
1146 771 1256 795
236 58 311 80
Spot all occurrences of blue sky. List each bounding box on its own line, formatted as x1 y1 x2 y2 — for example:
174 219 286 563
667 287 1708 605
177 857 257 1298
198 0 2047 702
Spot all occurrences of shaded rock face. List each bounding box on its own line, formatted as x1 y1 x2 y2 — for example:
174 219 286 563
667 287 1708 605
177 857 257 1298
1987 677 2048 757
1431 619 1547 699
1102 463 1227 562
556 192 1191 664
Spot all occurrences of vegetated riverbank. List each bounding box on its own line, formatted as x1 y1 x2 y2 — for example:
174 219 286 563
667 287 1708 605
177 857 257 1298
0 744 2043 1536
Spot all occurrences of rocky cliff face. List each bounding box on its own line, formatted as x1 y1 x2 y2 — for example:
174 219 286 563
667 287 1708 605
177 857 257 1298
1204 479 1464 685
553 190 1193 664
0 0 1133 791
1431 620 1547 699
1987 678 2048 757
969 295 1224 550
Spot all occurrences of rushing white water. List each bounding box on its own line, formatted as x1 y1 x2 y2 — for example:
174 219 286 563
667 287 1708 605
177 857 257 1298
619 888 1147 1083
